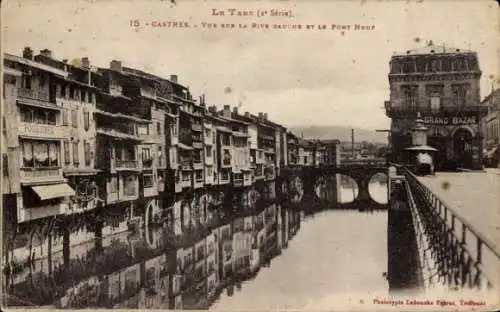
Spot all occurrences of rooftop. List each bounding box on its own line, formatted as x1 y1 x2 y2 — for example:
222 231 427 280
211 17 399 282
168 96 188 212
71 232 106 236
393 41 475 57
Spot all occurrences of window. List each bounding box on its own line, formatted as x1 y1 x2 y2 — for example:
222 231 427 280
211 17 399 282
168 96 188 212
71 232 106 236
84 141 91 166
157 122 162 135
110 175 118 194
64 141 70 165
137 124 149 135
402 61 415 73
61 85 67 98
21 140 59 168
170 124 177 137
206 166 212 177
402 86 418 111
22 73 32 89
70 86 77 100
195 170 203 182
81 90 87 102
20 107 56 125
170 148 177 164
143 173 154 188
71 109 78 128
84 111 90 131
430 93 441 112
205 146 212 158
452 85 469 107
62 109 69 126
158 146 163 167
73 141 79 165
142 148 151 162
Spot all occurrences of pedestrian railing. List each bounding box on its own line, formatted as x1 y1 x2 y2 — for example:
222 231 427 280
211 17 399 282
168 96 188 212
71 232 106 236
402 167 500 290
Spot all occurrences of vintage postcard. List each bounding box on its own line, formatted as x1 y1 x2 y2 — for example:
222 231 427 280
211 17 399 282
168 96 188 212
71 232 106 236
1 0 499 311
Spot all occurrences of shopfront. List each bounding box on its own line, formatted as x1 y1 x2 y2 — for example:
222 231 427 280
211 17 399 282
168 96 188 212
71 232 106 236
422 113 483 170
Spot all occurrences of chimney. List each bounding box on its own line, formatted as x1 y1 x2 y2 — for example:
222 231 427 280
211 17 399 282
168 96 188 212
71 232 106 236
40 49 52 58
22 47 33 60
170 75 178 83
223 105 231 118
258 112 264 119
233 106 238 115
110 60 122 72
244 112 250 118
81 57 90 69
263 113 268 120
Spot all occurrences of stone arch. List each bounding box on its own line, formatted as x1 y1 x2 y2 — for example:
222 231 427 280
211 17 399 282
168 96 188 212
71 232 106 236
288 175 305 203
343 167 388 209
450 125 476 138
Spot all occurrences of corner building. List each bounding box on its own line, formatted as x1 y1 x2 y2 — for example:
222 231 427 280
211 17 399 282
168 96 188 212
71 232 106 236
385 43 486 170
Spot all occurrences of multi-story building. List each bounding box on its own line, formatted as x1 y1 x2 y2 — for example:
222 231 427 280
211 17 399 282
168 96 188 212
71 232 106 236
481 88 500 167
297 139 314 166
94 60 153 225
286 132 299 166
3 47 344 272
208 106 232 186
385 42 486 170
255 113 277 181
3 49 86 226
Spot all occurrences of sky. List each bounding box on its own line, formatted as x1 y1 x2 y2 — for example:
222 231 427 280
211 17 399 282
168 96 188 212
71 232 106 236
2 0 499 131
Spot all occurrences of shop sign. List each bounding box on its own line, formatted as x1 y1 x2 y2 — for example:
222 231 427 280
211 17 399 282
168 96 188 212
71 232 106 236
422 115 477 126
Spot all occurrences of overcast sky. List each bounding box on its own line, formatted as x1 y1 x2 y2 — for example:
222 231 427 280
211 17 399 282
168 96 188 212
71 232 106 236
2 0 498 130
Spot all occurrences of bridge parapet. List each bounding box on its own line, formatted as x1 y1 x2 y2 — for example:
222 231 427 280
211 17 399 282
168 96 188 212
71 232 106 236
400 167 500 291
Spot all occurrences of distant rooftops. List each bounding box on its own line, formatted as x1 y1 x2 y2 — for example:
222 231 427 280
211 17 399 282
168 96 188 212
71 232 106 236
394 40 475 57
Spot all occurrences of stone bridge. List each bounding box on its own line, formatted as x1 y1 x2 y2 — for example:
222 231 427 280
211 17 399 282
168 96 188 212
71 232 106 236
278 163 389 211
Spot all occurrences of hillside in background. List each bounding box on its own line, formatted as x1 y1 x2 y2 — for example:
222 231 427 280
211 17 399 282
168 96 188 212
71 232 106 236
289 125 388 144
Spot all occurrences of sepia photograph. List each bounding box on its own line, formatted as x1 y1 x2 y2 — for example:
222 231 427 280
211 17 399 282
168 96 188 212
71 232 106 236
1 0 499 310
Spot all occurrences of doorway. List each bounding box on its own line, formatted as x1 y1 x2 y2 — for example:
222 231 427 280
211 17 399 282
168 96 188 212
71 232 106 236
453 128 473 169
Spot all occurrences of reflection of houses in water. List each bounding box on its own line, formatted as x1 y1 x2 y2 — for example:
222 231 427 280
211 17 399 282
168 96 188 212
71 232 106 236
5 199 303 309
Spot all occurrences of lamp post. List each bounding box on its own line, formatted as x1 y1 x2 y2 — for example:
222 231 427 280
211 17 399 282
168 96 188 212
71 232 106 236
404 113 438 175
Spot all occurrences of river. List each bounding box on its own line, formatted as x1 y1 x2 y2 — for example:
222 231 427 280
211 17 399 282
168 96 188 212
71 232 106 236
4 178 389 309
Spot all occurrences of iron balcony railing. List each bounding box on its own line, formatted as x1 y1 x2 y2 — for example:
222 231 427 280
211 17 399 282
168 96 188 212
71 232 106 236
115 159 138 169
402 167 500 290
385 103 488 118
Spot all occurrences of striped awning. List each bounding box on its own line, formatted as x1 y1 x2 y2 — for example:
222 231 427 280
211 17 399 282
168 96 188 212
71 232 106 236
31 183 75 200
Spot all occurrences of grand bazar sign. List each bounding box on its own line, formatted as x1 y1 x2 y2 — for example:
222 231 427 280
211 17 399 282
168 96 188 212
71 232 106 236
422 115 477 126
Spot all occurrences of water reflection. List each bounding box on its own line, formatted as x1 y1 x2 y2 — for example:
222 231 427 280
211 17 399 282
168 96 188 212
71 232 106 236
4 180 389 309
4 203 301 309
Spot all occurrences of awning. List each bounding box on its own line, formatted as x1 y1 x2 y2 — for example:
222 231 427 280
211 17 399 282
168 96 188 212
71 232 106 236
177 142 193 150
31 183 75 200
404 145 438 152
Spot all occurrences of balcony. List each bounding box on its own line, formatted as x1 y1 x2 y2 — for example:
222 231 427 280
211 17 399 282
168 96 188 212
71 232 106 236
233 177 243 187
192 124 203 132
385 102 488 119
20 167 64 184
18 88 50 102
181 178 192 189
142 158 153 169
18 122 63 140
193 161 203 170
264 147 275 154
115 159 139 171
97 127 142 141
181 160 192 170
